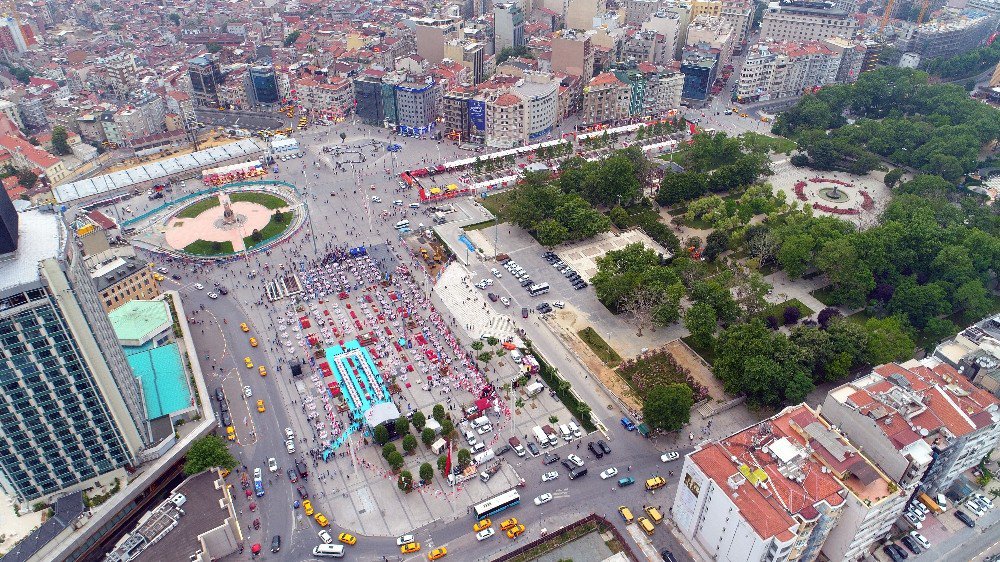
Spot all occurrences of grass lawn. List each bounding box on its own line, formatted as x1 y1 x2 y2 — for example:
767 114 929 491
480 189 517 221
183 239 234 256
462 219 497 231
762 298 815 322
681 336 717 366
176 197 220 219
844 308 875 326
577 327 622 367
810 286 837 307
658 151 685 165
229 192 288 209
740 131 797 154
243 213 293 249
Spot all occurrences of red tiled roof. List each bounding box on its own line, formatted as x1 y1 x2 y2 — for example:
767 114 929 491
588 72 623 87
0 134 60 168
494 93 522 107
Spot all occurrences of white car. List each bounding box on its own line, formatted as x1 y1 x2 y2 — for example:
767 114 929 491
909 531 930 549
553 301 565 309
600 467 619 480
243 385 252 398
567 454 584 467
482 279 494 286
500 297 511 307
476 528 496 541
393 200 403 206
285 427 295 440
371 196 381 202
476 423 492 435
541 471 559 482
476 280 488 290
973 493 994 510
903 511 922 529
396 534 415 546
267 457 278 472
285 440 296 454
490 268 502 278
194 283 204 290
207 292 219 299
661 452 680 462
253 468 262 480
534 493 553 505
319 530 334 544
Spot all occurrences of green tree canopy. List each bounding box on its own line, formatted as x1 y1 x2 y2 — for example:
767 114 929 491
642 384 694 432
419 462 434 482
183 435 237 475
411 411 426 431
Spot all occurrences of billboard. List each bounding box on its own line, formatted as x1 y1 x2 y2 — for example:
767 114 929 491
468 99 486 131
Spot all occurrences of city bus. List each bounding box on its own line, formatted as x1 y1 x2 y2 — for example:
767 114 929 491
527 283 549 296
473 489 520 520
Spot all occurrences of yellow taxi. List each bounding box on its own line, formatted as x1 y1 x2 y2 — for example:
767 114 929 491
428 547 447 560
258 365 267 377
645 476 666 490
226 426 236 441
338 532 356 545
401 542 421 554
302 500 314 515
153 273 165 281
257 399 265 412
499 518 519 531
315 513 329 527
250 337 258 347
244 357 254 368
473 518 491 532
505 524 525 539
618 506 634 524
240 322 250 332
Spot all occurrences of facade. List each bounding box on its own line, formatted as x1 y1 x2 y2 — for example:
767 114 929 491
16 95 47 131
821 37 866 83
0 99 23 131
90 255 161 313
686 15 736 67
736 42 840 102
821 359 1000 495
680 51 718 100
567 0 606 29
551 29 596 82
907 11 999 59
443 40 487 84
394 81 438 134
99 53 138 100
760 0 858 44
481 73 560 147
0 208 149 503
353 75 387 126
413 17 458 64
296 77 354 116
187 55 223 108
643 10 688 60
494 3 525 53
0 134 69 185
442 88 476 141
247 63 280 106
623 29 673 65
582 72 631 125
672 404 847 562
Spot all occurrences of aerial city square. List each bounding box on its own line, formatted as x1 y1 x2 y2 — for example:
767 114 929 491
0 0 999 560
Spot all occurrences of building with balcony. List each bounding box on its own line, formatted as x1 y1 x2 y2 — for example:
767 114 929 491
760 0 858 44
582 72 632 125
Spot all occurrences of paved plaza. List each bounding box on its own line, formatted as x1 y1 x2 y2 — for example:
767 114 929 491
768 158 894 227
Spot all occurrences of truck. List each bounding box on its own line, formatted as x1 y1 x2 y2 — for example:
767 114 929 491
508 436 526 457
542 425 559 447
525 382 544 397
532 426 549 448
479 460 503 482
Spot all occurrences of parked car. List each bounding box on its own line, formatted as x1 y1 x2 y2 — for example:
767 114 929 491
597 440 612 455
955 510 976 528
588 441 604 458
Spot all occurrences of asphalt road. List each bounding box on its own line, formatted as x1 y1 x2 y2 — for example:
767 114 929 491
112 119 697 561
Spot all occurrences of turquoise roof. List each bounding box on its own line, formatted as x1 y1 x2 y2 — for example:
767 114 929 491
109 300 171 342
126 342 191 420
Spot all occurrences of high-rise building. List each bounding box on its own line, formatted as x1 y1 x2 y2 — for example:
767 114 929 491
187 55 223 108
759 0 858 44
394 81 438 135
412 17 459 65
680 51 718 100
0 204 149 504
566 0 606 30
551 29 596 81
494 3 525 52
581 72 631 125
247 62 280 106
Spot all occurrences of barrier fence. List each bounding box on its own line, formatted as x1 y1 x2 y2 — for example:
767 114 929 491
490 513 638 562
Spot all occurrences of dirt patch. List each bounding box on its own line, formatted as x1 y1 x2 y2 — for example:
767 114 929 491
663 340 726 401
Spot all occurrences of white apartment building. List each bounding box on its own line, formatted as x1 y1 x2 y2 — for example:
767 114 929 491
482 73 560 147
737 41 840 101
760 0 858 44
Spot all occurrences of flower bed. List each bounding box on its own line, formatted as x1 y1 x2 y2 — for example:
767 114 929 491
616 348 709 402
809 177 854 187
812 203 860 215
860 190 874 210
794 180 808 201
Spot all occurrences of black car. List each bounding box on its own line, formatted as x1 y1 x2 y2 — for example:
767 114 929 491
271 535 281 553
214 387 225 401
522 307 529 318
220 411 232 427
598 440 612 455
495 444 512 455
660 550 678 562
956 510 976 527
543 453 560 465
526 442 540 456
295 485 309 499
218 286 229 295
891 544 909 559
587 441 604 458
883 545 904 562
520 279 533 287
171 274 181 280
563 269 576 278
287 468 298 483
536 303 552 313
560 459 576 471
219 400 230 413
296 459 309 479
900 535 921 555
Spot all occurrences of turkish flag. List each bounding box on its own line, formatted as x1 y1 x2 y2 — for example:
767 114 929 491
445 443 452 477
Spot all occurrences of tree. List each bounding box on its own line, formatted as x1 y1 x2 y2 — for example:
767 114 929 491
168 12 180 24
437 454 448 473
374 425 389 445
421 427 436 447
395 416 410 435
387 451 405 472
419 462 434 482
457 448 472 470
642 384 694 432
402 434 418 454
888 278 949 330
783 305 802 325
817 307 842 328
732 267 771 321
923 317 958 345
884 168 904 188
412 411 426 432
10 66 32 84
703 230 729 262
16 169 37 188
273 210 285 223
432 404 445 423
657 172 708 206
340 132 347 143
250 229 262 242
609 206 629 228
863 316 915 365
497 45 534 64
397 470 412 491
619 287 659 336
691 279 739 322
382 443 397 461
777 234 815 279
283 30 301 47
51 126 71 155
440 419 454 437
684 303 718 349
535 218 569 247
205 42 222 54
816 238 874 309
183 435 236 475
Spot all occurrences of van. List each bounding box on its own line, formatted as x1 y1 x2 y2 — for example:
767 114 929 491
395 220 410 229
472 416 490 429
936 493 949 511
431 438 448 455
618 506 634 523
409 203 420 208
525 382 544 397
464 430 478 446
474 449 495 464
313 544 346 557
568 466 588 480
638 517 655 536
645 506 663 524
559 424 571 441
568 421 581 439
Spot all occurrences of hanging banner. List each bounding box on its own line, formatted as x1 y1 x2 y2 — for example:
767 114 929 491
468 99 486 131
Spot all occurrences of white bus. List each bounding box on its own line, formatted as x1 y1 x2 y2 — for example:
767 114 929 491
527 283 549 296
473 489 520 520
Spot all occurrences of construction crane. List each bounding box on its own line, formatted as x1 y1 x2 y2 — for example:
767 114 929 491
916 0 932 24
880 0 894 32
